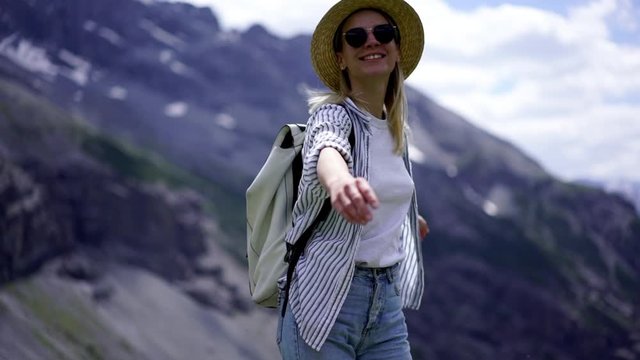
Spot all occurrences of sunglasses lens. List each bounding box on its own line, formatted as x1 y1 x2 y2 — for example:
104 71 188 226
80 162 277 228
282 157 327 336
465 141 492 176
373 24 396 44
344 28 367 48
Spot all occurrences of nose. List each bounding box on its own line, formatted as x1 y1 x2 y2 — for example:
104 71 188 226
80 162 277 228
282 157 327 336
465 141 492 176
364 29 380 47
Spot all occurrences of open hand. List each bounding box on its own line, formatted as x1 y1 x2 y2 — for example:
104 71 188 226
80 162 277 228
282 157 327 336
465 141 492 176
329 177 379 225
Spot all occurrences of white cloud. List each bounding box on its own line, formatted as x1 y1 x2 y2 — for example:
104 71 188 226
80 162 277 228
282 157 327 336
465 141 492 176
182 0 640 181
408 0 640 181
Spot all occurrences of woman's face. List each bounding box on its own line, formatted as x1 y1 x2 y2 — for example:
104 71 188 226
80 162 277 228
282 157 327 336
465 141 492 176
336 10 399 90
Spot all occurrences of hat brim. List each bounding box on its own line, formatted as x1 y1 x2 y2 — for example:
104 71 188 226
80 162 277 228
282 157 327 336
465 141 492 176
311 0 424 92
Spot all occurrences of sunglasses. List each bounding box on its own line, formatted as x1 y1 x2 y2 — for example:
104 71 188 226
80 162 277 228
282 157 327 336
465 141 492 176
342 24 398 48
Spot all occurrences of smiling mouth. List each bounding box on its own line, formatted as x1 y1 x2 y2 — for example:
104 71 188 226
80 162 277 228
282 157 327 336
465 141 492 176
361 54 385 61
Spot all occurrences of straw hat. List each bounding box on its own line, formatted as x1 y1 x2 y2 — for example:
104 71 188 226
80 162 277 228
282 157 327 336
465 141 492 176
310 0 424 92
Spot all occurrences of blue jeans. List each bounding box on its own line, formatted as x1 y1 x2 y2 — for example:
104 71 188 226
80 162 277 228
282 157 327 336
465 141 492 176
277 265 412 359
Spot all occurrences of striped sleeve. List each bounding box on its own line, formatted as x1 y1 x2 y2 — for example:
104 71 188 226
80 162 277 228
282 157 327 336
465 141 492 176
303 104 353 197
284 104 353 246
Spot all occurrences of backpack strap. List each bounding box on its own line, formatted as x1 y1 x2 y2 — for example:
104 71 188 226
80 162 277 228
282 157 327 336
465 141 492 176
281 115 356 317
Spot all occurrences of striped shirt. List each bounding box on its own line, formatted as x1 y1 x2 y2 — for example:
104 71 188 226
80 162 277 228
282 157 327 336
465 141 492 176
282 98 425 351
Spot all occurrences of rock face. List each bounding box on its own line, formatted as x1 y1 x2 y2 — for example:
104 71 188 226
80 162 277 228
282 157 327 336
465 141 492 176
0 1 639 359
0 155 72 282
0 76 206 281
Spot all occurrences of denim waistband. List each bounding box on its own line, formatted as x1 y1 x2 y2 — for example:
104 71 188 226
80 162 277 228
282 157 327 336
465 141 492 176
354 263 399 282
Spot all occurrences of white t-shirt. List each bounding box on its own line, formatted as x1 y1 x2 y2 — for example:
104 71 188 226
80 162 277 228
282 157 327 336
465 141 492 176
355 113 414 268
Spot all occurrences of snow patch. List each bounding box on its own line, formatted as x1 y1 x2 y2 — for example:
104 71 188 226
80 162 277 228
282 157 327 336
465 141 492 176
0 34 57 78
215 114 236 130
158 49 190 76
485 184 517 217
159 50 173 64
139 19 185 49
98 27 122 46
482 200 498 217
463 185 482 204
83 20 97 32
165 102 188 118
108 86 128 100
446 164 458 178
170 61 189 75
58 49 91 86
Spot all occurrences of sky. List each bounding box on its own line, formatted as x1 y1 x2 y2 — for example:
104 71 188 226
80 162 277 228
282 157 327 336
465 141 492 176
180 0 640 183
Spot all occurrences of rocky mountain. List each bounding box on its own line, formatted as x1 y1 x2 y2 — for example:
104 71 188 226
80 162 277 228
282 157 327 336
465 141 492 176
579 179 640 216
607 180 640 216
1 0 639 359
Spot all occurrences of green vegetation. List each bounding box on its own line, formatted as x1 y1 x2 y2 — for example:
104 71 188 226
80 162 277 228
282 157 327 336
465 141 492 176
77 127 246 257
32 331 67 360
80 128 197 187
4 278 135 358
8 281 108 360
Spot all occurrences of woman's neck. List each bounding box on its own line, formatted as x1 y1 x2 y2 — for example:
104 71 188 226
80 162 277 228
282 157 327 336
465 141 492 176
350 80 387 119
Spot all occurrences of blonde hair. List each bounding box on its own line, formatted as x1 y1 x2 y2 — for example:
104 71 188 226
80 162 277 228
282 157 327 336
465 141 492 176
307 64 408 155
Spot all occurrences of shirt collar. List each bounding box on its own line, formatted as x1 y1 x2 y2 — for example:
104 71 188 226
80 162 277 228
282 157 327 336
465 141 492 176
344 97 386 122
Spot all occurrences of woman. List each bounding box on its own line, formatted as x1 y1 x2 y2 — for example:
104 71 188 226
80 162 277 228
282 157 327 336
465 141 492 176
279 0 428 358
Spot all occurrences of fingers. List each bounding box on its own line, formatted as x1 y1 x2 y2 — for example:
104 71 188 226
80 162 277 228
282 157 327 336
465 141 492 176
355 178 379 209
331 177 378 225
418 215 430 239
335 186 363 223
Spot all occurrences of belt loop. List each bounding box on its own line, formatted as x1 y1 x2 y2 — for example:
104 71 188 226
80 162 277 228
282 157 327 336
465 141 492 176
374 268 381 281
386 266 393 283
